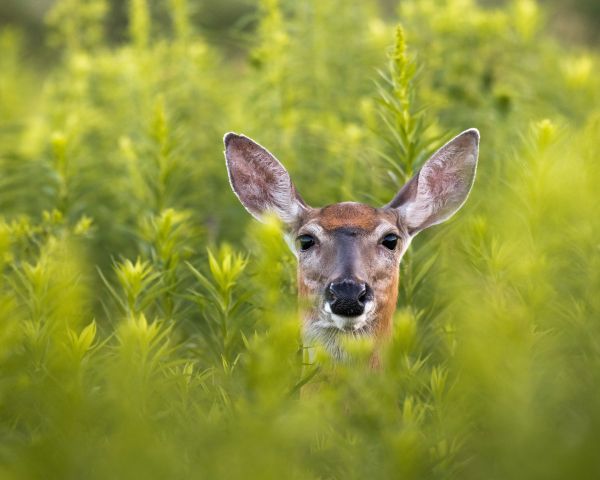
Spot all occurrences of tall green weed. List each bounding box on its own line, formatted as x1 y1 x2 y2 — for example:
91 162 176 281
0 0 599 478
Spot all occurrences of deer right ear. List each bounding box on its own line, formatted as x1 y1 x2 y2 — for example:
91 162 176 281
224 133 308 224
386 129 479 235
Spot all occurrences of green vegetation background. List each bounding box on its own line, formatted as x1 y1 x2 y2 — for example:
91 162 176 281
0 0 599 478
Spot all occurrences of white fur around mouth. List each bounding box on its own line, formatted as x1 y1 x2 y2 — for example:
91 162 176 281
318 301 375 332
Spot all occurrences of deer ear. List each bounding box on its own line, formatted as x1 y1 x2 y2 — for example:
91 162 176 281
224 133 308 224
386 129 479 235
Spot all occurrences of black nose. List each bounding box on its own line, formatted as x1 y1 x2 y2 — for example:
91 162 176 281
326 278 371 317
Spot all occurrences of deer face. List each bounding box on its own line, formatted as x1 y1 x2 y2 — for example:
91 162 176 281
224 130 479 356
293 203 407 339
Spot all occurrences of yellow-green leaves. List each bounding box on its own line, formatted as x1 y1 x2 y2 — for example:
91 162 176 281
46 0 108 52
129 0 150 50
207 246 247 294
67 320 97 361
0 0 599 478
187 246 252 364
511 0 540 40
110 258 158 316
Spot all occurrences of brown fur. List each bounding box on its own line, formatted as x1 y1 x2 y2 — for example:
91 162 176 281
316 203 381 231
297 204 400 346
224 129 479 363
297 203 405 362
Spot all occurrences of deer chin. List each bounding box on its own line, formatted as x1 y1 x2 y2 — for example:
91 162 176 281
309 300 376 333
325 301 375 332
302 301 376 360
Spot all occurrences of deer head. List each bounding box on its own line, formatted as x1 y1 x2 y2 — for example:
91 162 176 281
224 129 479 359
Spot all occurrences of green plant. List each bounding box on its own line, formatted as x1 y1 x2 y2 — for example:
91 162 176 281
0 0 598 478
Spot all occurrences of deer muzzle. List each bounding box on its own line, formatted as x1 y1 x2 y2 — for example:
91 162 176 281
326 278 373 317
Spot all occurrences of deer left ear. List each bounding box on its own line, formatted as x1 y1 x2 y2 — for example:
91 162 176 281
224 133 309 224
386 129 479 235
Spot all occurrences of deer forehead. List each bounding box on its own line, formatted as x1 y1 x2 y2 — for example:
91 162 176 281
300 202 399 234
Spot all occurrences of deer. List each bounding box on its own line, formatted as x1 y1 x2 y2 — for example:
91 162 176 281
224 129 479 361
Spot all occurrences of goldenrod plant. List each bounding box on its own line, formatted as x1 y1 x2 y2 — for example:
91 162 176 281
0 0 599 478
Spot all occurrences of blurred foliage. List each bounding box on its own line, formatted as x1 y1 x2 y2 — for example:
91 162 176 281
2 0 600 52
0 0 599 478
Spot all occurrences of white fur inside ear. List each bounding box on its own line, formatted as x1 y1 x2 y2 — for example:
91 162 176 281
400 129 479 233
224 133 308 224
270 182 303 224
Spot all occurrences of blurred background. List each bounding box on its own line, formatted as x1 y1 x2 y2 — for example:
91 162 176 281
1 0 600 58
0 0 599 479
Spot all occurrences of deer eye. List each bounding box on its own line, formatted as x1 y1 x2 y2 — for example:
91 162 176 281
297 234 316 251
381 233 399 250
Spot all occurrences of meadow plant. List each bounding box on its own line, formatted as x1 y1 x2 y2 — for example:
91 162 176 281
0 0 599 478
